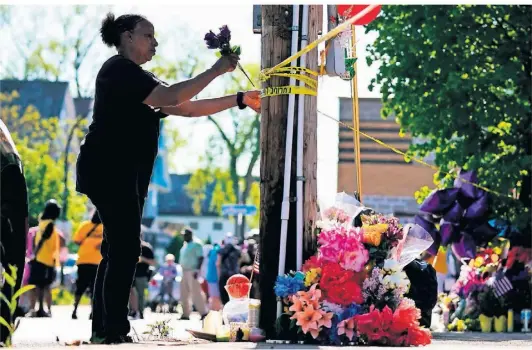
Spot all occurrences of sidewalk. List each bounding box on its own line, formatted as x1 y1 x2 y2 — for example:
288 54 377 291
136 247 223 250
13 332 531 350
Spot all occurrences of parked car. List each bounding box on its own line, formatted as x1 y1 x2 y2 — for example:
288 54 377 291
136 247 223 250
147 265 182 313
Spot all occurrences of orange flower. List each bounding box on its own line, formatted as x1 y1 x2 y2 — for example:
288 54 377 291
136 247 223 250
296 283 321 309
289 295 304 313
337 317 356 341
291 305 323 335
362 224 387 246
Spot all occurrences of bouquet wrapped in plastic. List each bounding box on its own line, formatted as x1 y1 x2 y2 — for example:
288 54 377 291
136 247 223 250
274 193 434 346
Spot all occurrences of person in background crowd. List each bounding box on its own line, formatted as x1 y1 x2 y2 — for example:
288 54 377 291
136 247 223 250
157 254 178 304
240 239 258 298
71 211 104 320
217 232 241 305
129 238 155 319
206 243 221 310
178 227 208 320
200 238 213 299
0 119 29 343
26 200 62 318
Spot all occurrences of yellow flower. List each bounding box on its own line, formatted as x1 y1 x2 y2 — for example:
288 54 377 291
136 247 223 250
305 268 321 287
474 256 485 268
456 319 466 332
493 247 502 255
362 223 388 246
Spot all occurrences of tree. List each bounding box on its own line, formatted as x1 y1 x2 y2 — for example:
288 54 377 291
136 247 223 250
186 64 261 238
366 5 531 231
2 6 108 97
0 91 87 223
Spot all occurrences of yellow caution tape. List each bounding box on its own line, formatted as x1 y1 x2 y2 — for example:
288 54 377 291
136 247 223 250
261 86 317 98
266 73 317 89
263 4 381 76
317 110 514 199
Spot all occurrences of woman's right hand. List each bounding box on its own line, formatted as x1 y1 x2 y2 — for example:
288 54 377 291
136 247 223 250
212 54 239 75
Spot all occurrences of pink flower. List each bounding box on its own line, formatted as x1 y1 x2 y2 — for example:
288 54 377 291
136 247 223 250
318 310 334 328
337 317 356 341
318 226 369 272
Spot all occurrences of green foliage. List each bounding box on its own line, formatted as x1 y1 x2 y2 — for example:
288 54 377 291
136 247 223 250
0 91 87 223
414 185 433 205
143 319 173 339
1 265 35 347
51 287 90 306
366 5 532 229
186 64 261 231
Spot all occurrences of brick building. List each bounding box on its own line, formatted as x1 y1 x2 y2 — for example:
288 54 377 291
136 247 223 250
337 97 435 221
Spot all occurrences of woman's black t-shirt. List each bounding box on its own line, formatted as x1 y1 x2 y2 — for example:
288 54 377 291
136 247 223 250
76 55 168 198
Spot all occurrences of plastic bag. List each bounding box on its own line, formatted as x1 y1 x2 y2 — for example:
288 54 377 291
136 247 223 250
222 297 250 324
392 223 434 269
404 259 438 327
318 192 372 228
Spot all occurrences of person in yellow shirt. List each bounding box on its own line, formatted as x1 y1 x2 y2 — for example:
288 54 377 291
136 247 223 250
26 200 61 318
71 211 103 319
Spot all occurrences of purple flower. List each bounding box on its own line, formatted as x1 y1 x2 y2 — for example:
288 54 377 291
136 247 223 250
218 25 231 44
204 30 220 49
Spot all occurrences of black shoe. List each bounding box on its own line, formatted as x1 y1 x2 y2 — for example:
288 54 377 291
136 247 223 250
36 309 50 318
105 334 134 344
180 316 190 320
72 312 78 320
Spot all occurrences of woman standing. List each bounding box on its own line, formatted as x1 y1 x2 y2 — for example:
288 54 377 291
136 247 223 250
76 13 260 344
26 200 61 318
71 211 103 320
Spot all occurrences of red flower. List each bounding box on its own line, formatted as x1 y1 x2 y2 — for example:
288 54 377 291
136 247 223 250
302 255 322 272
355 307 383 341
405 327 431 346
320 262 363 306
390 299 421 334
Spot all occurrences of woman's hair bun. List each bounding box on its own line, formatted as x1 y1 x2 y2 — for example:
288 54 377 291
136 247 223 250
100 12 119 48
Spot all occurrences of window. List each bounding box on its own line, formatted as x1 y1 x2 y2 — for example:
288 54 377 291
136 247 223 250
213 222 223 231
189 222 199 230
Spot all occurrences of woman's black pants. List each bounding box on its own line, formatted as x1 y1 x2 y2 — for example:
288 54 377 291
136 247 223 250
89 191 145 337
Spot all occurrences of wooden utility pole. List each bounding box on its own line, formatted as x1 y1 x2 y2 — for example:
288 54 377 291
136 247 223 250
259 5 321 338
259 5 295 338
303 5 322 261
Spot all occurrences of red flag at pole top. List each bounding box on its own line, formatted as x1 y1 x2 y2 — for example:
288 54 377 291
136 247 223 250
336 5 382 25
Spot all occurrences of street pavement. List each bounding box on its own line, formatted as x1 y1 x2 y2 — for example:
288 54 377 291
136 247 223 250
10 306 532 349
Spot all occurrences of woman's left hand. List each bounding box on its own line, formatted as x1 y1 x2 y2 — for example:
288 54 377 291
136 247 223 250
243 90 261 113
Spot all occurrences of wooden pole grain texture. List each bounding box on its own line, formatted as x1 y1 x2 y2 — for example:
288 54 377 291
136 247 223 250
258 5 297 338
258 5 322 338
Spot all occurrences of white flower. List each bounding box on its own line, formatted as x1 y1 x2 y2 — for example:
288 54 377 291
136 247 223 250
382 275 394 289
383 259 401 274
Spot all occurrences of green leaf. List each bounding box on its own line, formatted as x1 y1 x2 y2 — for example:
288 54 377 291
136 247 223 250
231 45 242 55
2 272 15 288
13 285 35 301
0 293 10 309
289 318 297 329
215 51 222 58
0 317 13 334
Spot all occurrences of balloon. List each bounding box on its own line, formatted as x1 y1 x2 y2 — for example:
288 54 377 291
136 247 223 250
336 5 382 25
